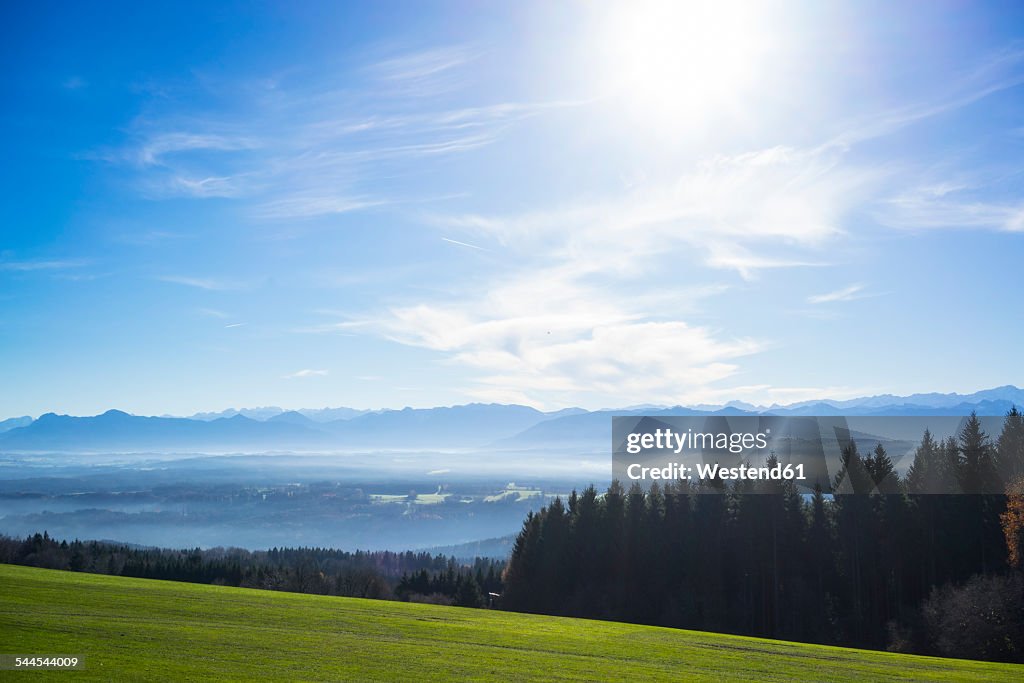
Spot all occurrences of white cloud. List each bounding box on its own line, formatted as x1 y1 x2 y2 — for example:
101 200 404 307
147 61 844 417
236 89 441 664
877 183 1024 232
168 175 242 198
134 133 259 167
356 255 758 408
361 47 1024 407
0 259 89 272
88 40 1024 409
441 237 489 251
704 244 827 282
827 46 1024 148
422 144 870 298
253 195 384 219
366 45 477 96
157 275 247 291
102 45 587 212
341 140 881 408
283 369 329 379
808 284 866 305
370 45 474 80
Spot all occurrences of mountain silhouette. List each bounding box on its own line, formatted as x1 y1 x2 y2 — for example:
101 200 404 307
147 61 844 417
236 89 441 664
2 387 1020 453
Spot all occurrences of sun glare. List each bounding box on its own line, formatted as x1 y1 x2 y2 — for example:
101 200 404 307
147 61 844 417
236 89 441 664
593 0 771 130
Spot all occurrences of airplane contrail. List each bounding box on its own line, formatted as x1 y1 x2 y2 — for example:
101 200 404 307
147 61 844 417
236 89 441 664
441 237 489 251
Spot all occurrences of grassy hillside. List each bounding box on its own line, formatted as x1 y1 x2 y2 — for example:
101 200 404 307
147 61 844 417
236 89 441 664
0 564 1020 681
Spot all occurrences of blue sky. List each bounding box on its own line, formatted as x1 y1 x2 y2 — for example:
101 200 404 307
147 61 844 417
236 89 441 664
3 0 1024 417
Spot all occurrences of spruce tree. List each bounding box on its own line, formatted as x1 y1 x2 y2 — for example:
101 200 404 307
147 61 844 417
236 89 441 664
906 429 939 494
996 407 1024 487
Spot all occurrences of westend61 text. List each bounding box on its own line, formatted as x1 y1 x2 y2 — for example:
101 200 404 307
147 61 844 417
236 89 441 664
626 461 806 481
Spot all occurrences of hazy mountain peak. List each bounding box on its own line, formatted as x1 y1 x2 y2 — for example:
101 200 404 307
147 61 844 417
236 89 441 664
3 386 1021 453
0 415 33 434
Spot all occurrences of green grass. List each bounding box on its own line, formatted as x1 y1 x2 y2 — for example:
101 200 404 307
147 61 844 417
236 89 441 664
0 564 1020 681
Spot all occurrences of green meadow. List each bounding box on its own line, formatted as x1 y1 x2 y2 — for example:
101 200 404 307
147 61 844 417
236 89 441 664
0 563 1020 681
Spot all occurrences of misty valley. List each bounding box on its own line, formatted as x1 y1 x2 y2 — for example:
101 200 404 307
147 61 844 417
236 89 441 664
0 452 586 553
3 390 1023 554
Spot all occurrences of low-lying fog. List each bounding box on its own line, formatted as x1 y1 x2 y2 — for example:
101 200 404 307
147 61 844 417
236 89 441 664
0 450 609 553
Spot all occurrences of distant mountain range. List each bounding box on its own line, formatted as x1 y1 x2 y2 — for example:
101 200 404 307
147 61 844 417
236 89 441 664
0 404 563 452
0 410 332 452
0 416 32 434
2 386 1021 453
185 406 371 422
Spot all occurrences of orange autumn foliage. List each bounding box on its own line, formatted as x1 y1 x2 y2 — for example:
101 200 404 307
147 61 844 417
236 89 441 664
1002 477 1024 569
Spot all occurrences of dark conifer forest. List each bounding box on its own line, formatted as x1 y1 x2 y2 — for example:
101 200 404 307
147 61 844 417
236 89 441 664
0 535 503 608
502 410 1024 662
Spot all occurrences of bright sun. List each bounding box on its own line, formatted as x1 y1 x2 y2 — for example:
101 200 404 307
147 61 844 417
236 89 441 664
592 0 771 130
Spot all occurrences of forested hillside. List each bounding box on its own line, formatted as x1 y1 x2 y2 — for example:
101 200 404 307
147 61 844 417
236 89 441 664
503 410 1024 662
0 535 502 607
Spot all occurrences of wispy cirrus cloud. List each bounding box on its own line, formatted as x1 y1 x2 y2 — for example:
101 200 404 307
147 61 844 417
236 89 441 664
327 141 874 407
808 284 867 305
253 195 385 219
827 44 1024 149
877 182 1024 232
86 38 1024 409
196 308 229 318
291 319 368 336
142 133 260 167
0 258 90 272
100 45 584 216
704 244 827 282
166 175 244 198
283 368 329 379
370 46 475 81
157 275 248 291
433 143 869 278
441 237 489 252
366 45 477 96
339 46 1024 409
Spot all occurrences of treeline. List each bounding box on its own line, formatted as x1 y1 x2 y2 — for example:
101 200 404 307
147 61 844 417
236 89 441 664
395 563 504 607
502 411 1024 663
0 533 504 605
